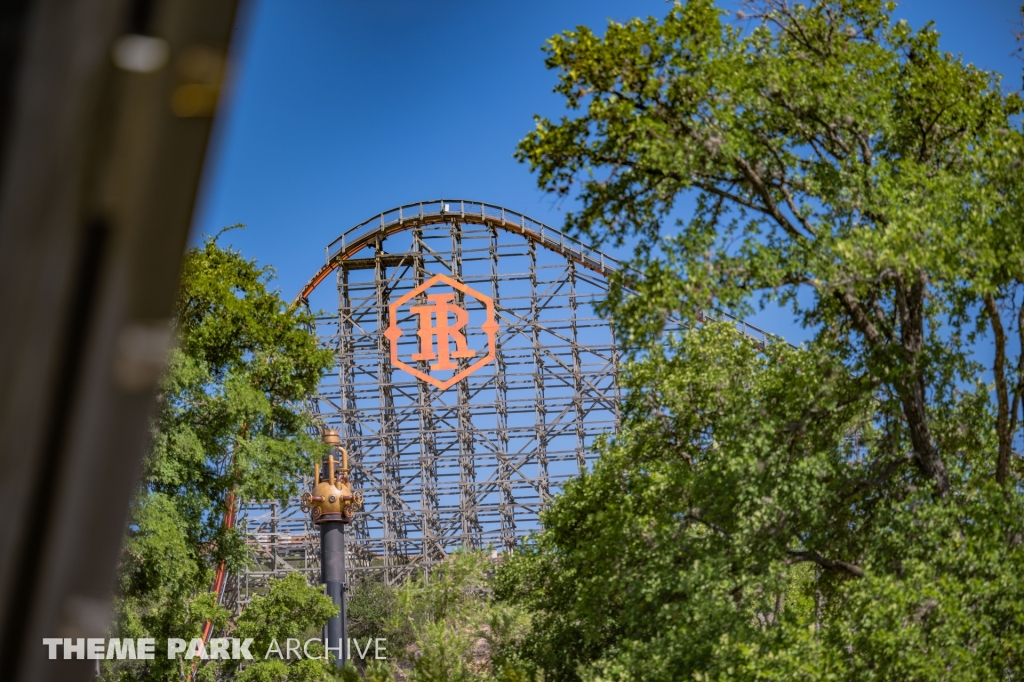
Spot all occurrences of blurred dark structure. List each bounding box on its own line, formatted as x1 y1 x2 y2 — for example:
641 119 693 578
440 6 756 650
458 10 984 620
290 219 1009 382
0 0 239 680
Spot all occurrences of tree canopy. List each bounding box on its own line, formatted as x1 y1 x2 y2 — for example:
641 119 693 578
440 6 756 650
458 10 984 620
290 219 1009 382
498 1 1024 679
107 234 335 681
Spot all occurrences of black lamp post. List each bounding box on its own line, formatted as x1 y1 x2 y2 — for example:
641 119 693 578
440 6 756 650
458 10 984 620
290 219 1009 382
301 428 362 669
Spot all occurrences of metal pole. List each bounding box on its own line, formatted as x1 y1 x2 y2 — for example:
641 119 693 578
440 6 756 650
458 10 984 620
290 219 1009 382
341 522 348 663
320 521 347 668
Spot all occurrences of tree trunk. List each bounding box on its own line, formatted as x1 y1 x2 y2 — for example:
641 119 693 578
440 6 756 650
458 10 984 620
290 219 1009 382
984 294 1011 487
898 375 950 497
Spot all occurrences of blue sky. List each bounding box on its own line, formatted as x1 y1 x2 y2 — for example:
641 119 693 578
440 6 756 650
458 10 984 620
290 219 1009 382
193 0 1023 338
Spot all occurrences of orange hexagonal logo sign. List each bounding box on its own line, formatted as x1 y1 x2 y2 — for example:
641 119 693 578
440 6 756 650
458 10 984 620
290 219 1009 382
384 273 499 390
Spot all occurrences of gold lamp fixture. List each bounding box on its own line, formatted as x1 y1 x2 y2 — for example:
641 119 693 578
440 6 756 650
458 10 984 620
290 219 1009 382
300 427 362 523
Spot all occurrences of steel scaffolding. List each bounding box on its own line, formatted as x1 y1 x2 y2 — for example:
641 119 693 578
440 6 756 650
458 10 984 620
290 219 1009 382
232 200 774 597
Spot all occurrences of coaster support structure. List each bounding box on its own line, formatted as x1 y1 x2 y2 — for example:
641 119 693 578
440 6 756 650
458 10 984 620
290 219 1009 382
231 199 778 594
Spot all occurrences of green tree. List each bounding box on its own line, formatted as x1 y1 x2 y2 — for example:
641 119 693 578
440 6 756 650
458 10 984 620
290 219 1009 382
347 575 399 646
501 1 1024 679
365 551 532 682
105 233 335 681
211 572 338 682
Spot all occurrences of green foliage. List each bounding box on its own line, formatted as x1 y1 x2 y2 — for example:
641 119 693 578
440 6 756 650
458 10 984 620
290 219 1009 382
353 551 534 682
155 232 333 509
230 657 334 682
347 576 399 644
215 572 337 681
359 661 396 682
336 663 364 682
504 1 1024 679
499 324 1024 679
106 234 334 681
387 551 491 681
